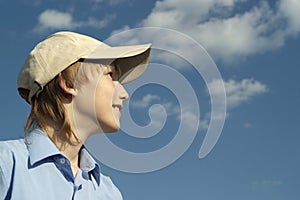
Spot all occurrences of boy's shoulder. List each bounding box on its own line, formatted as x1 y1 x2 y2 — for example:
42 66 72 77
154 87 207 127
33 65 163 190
0 138 27 158
0 138 26 199
0 138 27 172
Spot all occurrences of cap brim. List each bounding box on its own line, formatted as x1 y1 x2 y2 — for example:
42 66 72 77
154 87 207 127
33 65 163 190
83 43 151 84
85 43 151 60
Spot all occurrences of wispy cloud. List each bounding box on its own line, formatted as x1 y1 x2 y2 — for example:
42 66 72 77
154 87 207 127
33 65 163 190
34 9 115 33
201 78 268 128
130 94 161 108
131 94 205 131
113 0 300 63
131 78 268 132
36 10 74 30
208 78 268 109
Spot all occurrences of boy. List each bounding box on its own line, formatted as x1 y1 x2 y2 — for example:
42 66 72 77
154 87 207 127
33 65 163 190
0 31 151 199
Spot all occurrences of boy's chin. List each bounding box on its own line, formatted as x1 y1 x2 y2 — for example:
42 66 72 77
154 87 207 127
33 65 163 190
97 122 120 133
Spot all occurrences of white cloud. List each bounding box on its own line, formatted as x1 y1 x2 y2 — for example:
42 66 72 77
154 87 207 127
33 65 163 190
131 94 205 131
82 15 115 29
279 0 300 34
131 94 161 108
136 0 300 62
34 9 114 32
208 78 268 109
37 10 74 30
198 119 209 131
225 79 268 108
131 78 267 132
131 77 267 131
130 94 181 118
147 104 167 128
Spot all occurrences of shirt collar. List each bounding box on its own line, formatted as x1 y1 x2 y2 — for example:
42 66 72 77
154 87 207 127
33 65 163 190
26 128 101 185
80 147 101 185
26 128 61 166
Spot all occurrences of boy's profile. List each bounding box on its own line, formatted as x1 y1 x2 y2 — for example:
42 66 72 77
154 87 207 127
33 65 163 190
0 31 151 200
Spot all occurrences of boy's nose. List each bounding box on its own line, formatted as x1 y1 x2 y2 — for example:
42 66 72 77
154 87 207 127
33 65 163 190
115 82 129 101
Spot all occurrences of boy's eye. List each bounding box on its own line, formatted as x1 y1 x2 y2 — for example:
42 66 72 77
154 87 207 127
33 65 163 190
107 71 116 80
106 65 119 81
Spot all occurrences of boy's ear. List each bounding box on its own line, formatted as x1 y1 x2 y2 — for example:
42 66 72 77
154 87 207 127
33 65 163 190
58 73 77 96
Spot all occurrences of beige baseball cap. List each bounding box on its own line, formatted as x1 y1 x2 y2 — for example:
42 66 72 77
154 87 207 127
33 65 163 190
17 31 151 104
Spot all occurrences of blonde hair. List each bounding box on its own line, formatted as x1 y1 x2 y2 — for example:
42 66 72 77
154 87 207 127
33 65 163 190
22 60 118 146
23 61 82 145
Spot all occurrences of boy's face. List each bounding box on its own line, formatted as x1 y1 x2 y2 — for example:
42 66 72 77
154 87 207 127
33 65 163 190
94 66 128 132
72 64 128 137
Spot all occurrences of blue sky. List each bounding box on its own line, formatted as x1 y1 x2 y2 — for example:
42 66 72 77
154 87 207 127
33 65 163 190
1 0 300 199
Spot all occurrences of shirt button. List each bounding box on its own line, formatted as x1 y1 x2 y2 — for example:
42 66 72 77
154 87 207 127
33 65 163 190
60 158 66 164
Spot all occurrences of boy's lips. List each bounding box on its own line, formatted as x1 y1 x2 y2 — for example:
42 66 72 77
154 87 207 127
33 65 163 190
112 104 123 110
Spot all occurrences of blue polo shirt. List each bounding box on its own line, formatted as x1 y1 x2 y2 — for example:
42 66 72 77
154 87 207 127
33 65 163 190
0 128 123 200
